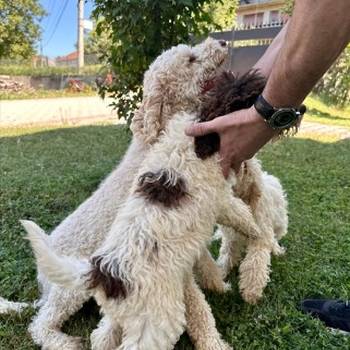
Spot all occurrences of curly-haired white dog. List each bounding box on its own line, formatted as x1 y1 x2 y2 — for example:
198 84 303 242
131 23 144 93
194 70 288 304
0 38 230 349
217 161 288 304
26 108 262 350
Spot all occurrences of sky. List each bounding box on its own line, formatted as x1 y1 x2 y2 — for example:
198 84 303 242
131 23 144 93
39 0 95 58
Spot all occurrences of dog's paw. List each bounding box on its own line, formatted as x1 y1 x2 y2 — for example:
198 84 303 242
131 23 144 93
272 243 286 256
63 338 84 350
222 282 232 293
241 289 262 305
196 338 233 350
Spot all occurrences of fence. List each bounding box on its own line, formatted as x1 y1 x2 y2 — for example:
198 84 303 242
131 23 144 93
209 24 283 74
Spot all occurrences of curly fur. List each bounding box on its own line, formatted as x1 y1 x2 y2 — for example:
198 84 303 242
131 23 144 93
188 68 289 305
137 168 189 208
195 70 266 159
5 38 231 350
0 297 29 314
131 38 228 144
217 162 288 304
88 256 127 300
27 112 261 350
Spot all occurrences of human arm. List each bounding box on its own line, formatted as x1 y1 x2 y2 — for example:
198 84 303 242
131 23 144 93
186 0 350 177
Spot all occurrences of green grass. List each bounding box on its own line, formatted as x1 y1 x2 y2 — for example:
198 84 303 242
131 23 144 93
1 125 350 349
0 64 103 77
304 95 350 128
0 89 98 101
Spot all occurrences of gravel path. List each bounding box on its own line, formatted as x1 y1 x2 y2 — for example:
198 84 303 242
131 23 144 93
1 97 349 140
300 121 350 140
0 96 118 127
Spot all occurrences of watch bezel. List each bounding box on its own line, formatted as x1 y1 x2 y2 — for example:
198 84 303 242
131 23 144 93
267 108 299 130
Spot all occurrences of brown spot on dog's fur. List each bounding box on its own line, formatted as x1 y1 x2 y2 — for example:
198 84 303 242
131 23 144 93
137 168 188 208
239 180 261 210
87 256 127 299
195 70 266 159
235 163 262 210
189 54 197 63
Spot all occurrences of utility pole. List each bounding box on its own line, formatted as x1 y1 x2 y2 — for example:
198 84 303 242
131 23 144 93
77 0 84 73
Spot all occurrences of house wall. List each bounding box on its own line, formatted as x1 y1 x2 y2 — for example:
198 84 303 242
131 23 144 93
236 0 285 27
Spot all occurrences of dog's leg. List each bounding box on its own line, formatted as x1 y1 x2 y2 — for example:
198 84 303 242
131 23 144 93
91 315 122 350
29 286 89 350
216 225 247 278
217 196 262 240
194 248 231 293
34 271 52 308
238 211 276 304
238 236 272 305
0 297 29 314
238 198 285 304
185 276 232 350
119 294 185 350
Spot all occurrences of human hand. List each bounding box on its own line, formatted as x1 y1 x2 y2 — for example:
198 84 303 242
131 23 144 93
185 106 278 177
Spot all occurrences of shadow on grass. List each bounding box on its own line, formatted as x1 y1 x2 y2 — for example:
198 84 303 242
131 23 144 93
0 125 349 350
307 107 349 122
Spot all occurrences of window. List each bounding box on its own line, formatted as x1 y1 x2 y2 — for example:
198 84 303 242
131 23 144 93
243 12 264 27
269 10 280 24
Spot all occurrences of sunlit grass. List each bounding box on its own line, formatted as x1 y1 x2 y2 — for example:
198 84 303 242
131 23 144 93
304 95 350 128
1 125 349 349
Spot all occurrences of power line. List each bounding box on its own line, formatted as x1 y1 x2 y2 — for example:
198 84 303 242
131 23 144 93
42 0 57 41
43 0 70 48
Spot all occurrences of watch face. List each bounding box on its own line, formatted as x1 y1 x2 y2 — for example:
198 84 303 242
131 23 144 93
269 109 298 129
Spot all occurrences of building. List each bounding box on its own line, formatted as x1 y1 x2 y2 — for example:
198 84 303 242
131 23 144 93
236 0 287 28
55 51 79 67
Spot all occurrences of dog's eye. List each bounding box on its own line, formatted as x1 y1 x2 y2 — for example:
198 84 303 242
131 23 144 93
189 54 197 63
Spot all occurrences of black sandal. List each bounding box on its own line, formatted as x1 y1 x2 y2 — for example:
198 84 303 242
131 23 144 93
300 299 350 333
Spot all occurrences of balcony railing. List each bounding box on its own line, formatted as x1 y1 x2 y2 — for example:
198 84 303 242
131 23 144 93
239 0 274 5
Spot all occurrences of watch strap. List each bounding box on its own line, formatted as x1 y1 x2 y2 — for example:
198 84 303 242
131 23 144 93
254 94 275 121
254 94 307 121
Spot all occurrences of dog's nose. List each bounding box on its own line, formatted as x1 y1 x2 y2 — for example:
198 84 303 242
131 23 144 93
219 40 227 47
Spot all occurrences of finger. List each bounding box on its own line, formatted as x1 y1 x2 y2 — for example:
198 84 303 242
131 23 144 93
219 155 231 179
185 121 216 137
233 161 242 174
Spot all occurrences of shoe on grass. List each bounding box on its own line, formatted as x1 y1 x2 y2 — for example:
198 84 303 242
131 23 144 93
300 299 350 333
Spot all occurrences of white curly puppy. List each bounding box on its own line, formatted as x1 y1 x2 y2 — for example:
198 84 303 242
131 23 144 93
217 159 288 304
26 108 262 350
0 38 229 350
193 69 288 305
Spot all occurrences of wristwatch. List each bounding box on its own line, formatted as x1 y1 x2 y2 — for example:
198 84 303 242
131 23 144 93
254 95 306 130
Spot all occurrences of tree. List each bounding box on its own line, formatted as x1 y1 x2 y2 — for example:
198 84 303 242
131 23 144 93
92 0 230 122
206 0 238 31
0 0 45 59
283 0 349 107
84 19 111 63
282 0 294 16
313 45 350 107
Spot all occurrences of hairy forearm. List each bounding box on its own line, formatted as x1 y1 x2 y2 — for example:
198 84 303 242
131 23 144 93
263 0 350 107
253 22 289 78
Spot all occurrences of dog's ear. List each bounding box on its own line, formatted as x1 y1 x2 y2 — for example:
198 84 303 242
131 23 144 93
137 168 188 208
131 86 164 144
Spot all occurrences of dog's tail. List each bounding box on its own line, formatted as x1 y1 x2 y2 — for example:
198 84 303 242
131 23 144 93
22 220 91 290
0 221 44 314
0 297 29 314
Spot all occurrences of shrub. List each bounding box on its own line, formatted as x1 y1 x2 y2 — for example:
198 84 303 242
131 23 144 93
92 0 227 123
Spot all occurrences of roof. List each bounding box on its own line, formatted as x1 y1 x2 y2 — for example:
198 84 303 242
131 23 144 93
56 51 78 62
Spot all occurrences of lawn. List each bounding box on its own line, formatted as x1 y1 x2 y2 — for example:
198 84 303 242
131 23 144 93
0 125 350 349
304 95 350 129
0 89 97 101
0 64 102 77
